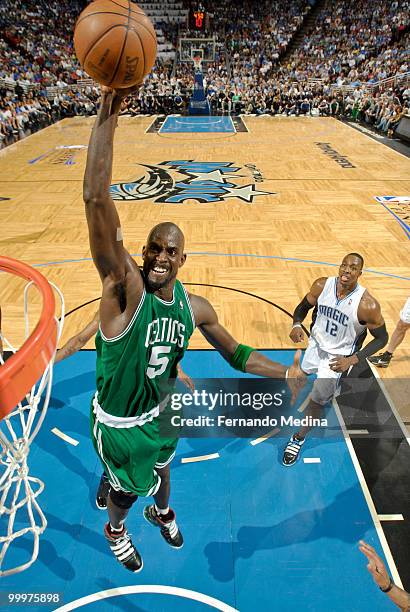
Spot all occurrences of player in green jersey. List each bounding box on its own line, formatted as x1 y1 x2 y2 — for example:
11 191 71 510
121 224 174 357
55 310 194 509
83 85 306 573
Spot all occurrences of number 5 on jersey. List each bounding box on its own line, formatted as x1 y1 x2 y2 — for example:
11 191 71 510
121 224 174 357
147 345 172 379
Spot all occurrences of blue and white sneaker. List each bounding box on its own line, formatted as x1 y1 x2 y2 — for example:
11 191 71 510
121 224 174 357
283 434 305 466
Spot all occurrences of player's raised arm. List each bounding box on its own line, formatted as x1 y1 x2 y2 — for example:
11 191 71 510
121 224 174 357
190 294 306 402
289 277 327 343
83 86 137 283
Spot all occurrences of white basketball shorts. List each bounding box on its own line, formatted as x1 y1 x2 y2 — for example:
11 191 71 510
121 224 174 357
301 337 345 405
400 298 410 324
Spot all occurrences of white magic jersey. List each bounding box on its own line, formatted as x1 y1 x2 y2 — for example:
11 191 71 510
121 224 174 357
311 277 366 355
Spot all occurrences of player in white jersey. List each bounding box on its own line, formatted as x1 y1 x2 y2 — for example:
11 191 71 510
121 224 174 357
283 253 388 466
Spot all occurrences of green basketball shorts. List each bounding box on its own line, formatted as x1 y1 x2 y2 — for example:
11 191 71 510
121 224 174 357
90 409 178 496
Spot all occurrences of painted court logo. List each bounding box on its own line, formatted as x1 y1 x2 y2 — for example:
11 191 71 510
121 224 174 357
375 196 410 239
110 161 275 204
315 142 356 168
28 145 87 166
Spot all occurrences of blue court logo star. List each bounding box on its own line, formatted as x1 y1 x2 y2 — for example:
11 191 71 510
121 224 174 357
110 161 276 204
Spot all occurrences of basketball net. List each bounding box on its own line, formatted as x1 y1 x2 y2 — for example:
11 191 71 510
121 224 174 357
193 55 202 72
0 261 64 576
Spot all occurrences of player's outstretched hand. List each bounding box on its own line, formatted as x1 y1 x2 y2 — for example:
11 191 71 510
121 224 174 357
289 325 305 343
287 349 306 404
359 541 391 590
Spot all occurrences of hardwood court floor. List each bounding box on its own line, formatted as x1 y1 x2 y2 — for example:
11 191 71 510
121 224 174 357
0 115 409 416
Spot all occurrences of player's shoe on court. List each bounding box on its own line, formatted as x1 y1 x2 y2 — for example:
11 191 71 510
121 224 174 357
104 523 143 572
368 351 392 368
283 434 305 466
143 505 183 548
96 473 111 509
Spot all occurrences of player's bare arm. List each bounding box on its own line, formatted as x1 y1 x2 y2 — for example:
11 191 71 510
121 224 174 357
290 277 327 343
55 312 99 363
83 86 143 337
190 293 306 402
330 292 388 372
359 541 410 611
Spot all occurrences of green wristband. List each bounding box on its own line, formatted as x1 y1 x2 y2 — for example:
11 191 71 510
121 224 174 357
230 344 255 372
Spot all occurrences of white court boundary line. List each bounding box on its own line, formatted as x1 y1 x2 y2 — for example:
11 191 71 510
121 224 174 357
239 114 249 132
181 453 220 463
368 361 410 447
144 114 159 133
297 396 310 413
378 514 404 521
332 398 403 588
347 429 369 435
51 427 79 446
250 428 280 446
54 584 238 612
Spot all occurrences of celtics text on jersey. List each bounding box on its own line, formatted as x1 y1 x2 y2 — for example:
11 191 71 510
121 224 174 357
94 279 195 421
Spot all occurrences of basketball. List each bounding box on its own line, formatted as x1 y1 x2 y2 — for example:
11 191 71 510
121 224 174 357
73 0 157 89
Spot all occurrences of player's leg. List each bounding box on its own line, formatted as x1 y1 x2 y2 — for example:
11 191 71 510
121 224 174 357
283 341 317 466
104 487 142 572
143 439 183 548
283 343 335 466
283 395 328 466
370 300 410 367
107 488 137 529
153 463 171 510
297 370 336 436
90 413 159 571
96 470 111 509
387 319 410 353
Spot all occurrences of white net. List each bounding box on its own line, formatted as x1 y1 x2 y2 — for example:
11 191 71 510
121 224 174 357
0 280 64 576
179 37 215 63
193 56 202 72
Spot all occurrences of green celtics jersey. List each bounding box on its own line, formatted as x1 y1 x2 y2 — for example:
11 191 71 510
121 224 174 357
95 279 195 419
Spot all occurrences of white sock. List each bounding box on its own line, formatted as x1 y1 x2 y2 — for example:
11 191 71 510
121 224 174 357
155 504 169 515
109 523 123 533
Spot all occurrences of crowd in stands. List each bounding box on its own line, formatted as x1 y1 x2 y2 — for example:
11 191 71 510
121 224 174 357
280 0 410 83
0 0 409 148
0 0 89 144
208 0 311 71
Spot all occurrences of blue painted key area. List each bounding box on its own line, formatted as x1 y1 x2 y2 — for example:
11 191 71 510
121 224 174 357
159 116 235 133
1 350 396 611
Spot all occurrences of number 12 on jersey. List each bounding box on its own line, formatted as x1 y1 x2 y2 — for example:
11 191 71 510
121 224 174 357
326 320 338 337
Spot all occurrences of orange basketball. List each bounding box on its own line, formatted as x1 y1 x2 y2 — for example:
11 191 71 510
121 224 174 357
73 0 157 89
